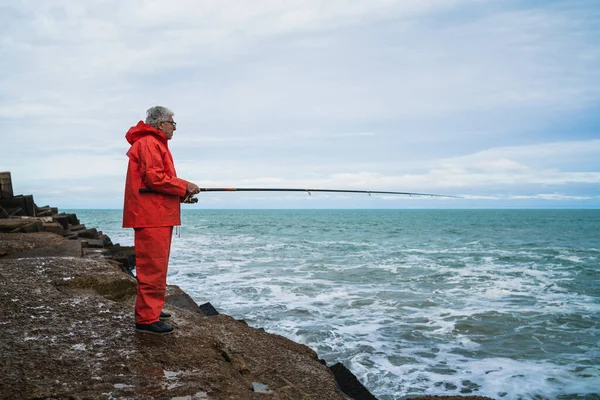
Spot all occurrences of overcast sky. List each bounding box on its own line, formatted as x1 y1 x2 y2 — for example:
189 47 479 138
1 0 599 209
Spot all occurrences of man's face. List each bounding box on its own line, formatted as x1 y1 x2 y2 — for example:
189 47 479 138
158 117 176 140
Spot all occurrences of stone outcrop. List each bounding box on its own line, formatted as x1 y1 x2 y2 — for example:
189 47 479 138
0 172 135 276
0 172 495 400
0 255 351 399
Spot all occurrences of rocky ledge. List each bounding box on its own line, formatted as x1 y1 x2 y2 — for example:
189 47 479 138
1 233 348 399
0 173 494 400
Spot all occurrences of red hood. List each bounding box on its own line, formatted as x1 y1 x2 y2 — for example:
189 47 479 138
126 121 167 145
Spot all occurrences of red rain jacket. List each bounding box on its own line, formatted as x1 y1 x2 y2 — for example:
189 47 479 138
122 121 189 228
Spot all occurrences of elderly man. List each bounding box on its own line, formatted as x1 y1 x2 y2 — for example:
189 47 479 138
123 106 200 335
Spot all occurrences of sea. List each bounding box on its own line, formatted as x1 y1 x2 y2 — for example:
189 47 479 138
68 209 600 400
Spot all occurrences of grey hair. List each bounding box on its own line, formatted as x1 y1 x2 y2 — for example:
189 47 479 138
145 106 174 128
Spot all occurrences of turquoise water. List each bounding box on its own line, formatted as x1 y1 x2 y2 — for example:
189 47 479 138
71 209 600 400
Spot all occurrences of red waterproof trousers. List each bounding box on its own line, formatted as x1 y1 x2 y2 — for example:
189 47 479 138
134 226 173 324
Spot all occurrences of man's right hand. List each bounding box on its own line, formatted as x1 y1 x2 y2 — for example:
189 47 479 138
186 182 200 196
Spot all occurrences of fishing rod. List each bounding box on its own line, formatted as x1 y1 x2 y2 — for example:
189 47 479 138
140 187 460 203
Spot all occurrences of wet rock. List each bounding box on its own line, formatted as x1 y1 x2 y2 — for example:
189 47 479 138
199 301 220 316
0 194 35 216
104 244 136 275
0 171 13 199
0 232 72 257
69 223 87 232
331 362 378 400
15 220 43 233
52 214 69 230
3 238 82 258
77 227 98 239
166 285 201 313
82 247 111 258
0 218 37 232
41 221 64 235
81 238 106 248
0 253 351 399
56 265 137 301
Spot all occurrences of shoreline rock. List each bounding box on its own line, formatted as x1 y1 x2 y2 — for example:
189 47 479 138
1 255 349 399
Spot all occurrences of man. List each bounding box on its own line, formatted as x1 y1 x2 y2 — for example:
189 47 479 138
123 106 200 335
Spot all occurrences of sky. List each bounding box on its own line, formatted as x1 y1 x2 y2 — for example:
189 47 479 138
1 0 599 209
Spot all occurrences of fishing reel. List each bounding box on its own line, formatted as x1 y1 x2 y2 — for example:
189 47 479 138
183 195 198 204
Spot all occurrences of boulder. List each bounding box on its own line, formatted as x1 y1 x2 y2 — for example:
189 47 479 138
12 220 42 233
41 221 65 235
0 219 35 233
77 228 98 239
165 285 202 313
104 245 135 275
0 195 35 216
331 363 378 400
0 171 13 199
53 214 70 230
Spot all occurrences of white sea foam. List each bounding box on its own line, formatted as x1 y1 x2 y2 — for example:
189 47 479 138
555 254 585 263
365 351 600 399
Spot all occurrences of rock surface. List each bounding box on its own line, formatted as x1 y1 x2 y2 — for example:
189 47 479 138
0 253 350 399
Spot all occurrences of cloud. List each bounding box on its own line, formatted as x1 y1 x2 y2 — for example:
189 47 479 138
432 140 600 190
509 194 595 201
444 140 600 167
1 1 599 208
4 1 599 122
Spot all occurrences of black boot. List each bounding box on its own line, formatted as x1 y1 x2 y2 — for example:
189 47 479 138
135 321 174 335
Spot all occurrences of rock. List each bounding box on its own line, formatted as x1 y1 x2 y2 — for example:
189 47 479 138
56 263 137 301
12 220 43 233
0 232 71 257
41 221 65 235
99 233 113 247
104 245 135 275
0 171 13 199
77 228 98 239
0 195 35 216
199 301 220 316
0 218 35 232
52 214 70 230
81 238 105 248
38 206 59 215
82 247 111 258
0 255 350 399
36 209 53 217
3 238 82 258
165 285 201 313
331 363 378 400
65 213 80 225
69 224 88 232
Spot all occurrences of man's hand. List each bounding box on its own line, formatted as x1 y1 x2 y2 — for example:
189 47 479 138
186 182 200 196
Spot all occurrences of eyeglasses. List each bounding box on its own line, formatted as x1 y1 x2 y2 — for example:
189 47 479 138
162 120 177 127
